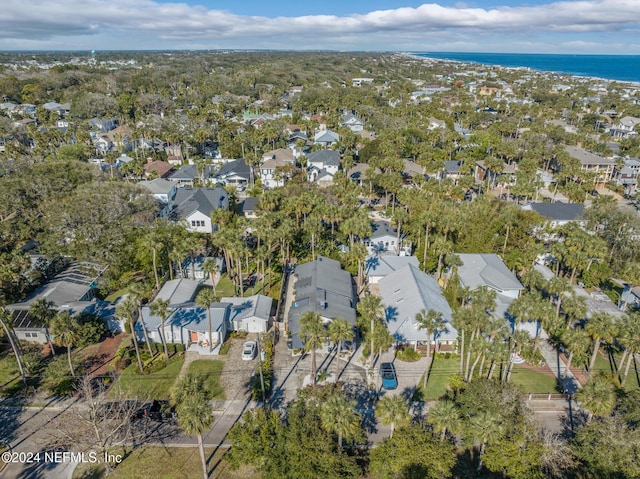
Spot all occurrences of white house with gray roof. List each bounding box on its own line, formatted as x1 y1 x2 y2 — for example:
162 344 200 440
564 145 616 184
378 263 457 349
170 187 228 234
364 221 412 256
287 256 356 350
140 279 272 354
522 202 585 228
365 255 419 284
138 178 177 217
456 254 524 299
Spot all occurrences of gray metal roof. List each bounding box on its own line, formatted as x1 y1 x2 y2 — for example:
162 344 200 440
307 149 340 167
288 256 356 348
526 202 584 221
368 221 397 241
138 178 175 195
365 255 419 278
457 254 524 293
222 294 272 323
155 279 199 306
171 187 228 219
216 158 251 179
565 146 615 166
378 263 457 343
141 302 229 333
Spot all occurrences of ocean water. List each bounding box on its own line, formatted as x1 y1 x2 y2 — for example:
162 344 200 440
413 52 640 83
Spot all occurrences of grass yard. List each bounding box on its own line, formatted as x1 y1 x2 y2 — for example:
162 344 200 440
509 365 558 393
0 353 23 396
591 351 640 391
186 360 225 400
215 276 238 297
421 357 461 400
110 353 184 400
72 446 259 479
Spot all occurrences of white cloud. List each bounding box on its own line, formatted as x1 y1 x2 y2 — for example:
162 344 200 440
0 0 638 51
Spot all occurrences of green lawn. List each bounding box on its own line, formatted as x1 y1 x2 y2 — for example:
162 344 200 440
420 356 560 399
110 354 185 400
186 359 225 400
421 357 461 400
509 365 558 394
591 351 640 391
72 446 258 479
0 353 23 396
215 276 238 297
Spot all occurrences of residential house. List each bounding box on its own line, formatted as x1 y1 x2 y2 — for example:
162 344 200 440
441 160 463 183
260 148 296 189
170 187 229 234
214 158 252 188
456 254 537 336
287 256 357 349
168 164 216 187
522 202 585 228
223 295 273 333
402 159 426 185
140 279 226 353
613 157 640 193
144 159 174 179
365 255 419 284
347 163 377 187
475 160 517 187
341 112 365 132
313 128 340 148
6 262 112 342
564 146 616 185
609 116 640 139
351 78 374 87
364 221 412 256
93 135 113 155
241 197 259 219
378 263 457 350
138 178 177 217
306 149 340 186
88 117 118 133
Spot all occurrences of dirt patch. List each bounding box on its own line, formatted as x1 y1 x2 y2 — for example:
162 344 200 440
88 333 126 377
520 360 556 378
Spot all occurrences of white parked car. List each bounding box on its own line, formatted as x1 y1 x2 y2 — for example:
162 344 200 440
242 341 257 360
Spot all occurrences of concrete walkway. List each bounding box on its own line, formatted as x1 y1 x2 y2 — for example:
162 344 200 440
538 340 581 393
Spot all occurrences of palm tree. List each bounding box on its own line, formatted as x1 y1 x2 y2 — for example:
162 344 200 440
375 394 410 438
560 327 590 379
149 298 172 360
621 262 640 311
115 297 144 374
469 411 504 471
0 307 27 384
327 317 354 378
202 258 220 295
51 312 81 377
415 308 445 387
357 294 385 369
619 313 640 387
195 288 217 353
28 298 56 356
585 312 617 373
299 311 325 384
427 400 460 441
576 377 616 423
176 393 213 479
128 282 155 358
320 395 361 451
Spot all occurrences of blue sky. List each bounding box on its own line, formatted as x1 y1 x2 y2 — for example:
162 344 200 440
0 0 638 53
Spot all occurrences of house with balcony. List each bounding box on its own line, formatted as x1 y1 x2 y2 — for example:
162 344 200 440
378 263 457 350
364 221 412 256
564 145 616 186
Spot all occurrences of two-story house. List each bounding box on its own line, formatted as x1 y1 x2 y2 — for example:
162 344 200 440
170 186 229 234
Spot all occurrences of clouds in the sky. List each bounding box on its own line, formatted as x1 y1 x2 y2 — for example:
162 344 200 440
0 0 638 52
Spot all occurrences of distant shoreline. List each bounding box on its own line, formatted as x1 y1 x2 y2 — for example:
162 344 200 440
404 51 640 85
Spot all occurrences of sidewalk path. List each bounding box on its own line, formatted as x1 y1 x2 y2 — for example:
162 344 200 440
538 340 581 393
